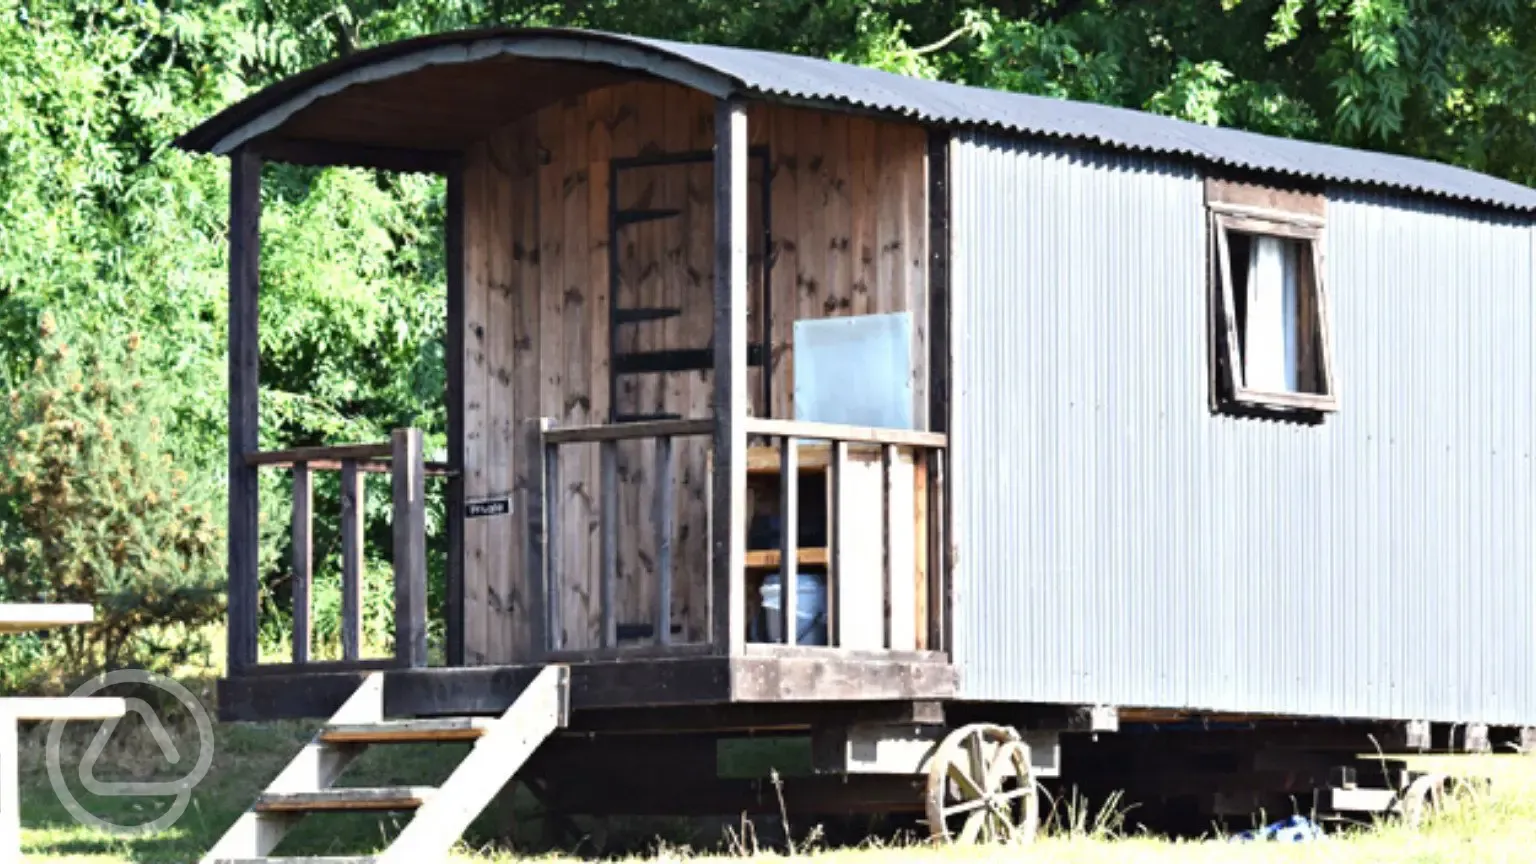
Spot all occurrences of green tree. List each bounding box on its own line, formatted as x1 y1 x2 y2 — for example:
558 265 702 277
0 313 224 686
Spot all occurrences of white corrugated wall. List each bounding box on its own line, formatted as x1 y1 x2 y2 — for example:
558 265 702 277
949 131 1536 725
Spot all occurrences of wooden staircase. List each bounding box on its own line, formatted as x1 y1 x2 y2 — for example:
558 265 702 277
202 665 569 864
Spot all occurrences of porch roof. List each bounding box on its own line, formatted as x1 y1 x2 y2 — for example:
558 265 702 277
175 27 1536 215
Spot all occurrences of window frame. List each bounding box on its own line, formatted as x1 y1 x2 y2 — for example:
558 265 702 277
1206 179 1339 416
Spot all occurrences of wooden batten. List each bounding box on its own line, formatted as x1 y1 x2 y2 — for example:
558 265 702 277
457 81 932 664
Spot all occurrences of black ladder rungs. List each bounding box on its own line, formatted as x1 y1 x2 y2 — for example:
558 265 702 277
614 345 766 375
614 208 682 227
615 307 683 325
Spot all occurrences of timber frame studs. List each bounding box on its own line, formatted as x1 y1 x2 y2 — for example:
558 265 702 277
923 723 1038 845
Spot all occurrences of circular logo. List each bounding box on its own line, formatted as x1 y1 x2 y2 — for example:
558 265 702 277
45 669 215 835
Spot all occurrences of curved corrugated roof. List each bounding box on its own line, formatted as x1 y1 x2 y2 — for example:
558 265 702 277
176 26 1536 214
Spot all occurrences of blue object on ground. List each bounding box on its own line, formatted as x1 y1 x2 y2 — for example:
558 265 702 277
1231 815 1326 842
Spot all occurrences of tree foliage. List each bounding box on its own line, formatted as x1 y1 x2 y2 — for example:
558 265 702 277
1 0 1533 675
0 313 224 685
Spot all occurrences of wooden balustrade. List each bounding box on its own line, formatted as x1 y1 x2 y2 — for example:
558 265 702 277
537 416 948 661
537 418 714 659
741 417 948 654
244 428 446 670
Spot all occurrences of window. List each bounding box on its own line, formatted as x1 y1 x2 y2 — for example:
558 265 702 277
1207 179 1337 416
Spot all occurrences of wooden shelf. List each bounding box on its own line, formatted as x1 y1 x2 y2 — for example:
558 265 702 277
744 547 830 569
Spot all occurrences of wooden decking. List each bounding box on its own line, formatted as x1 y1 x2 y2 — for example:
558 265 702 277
217 650 956 723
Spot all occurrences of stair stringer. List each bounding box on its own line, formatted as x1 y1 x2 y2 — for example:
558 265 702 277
374 664 570 863
200 674 384 863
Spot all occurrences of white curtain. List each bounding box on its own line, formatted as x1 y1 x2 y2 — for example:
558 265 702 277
1243 236 1299 392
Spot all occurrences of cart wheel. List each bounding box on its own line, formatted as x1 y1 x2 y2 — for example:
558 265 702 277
1399 773 1452 829
924 723 1038 844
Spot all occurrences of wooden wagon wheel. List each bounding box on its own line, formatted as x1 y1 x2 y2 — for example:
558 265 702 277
1399 772 1452 829
924 723 1038 844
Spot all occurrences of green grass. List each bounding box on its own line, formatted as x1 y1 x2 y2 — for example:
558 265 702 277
15 683 1536 863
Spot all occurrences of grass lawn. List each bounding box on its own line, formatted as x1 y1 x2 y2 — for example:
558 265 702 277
13 680 1536 863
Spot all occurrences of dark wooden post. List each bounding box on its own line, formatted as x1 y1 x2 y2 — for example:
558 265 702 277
340 460 364 661
710 98 749 656
654 436 675 646
226 149 262 676
291 464 312 664
542 419 563 652
444 158 466 667
393 427 428 667
599 439 618 650
926 130 953 657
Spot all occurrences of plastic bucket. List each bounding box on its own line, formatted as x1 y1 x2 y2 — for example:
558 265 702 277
754 572 828 646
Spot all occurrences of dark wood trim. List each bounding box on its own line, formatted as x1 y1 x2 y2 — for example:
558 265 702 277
599 440 618 650
216 657 954 721
926 129 951 437
827 441 844 646
524 421 548 660
566 700 945 734
711 98 749 656
1205 177 1327 221
1208 210 1339 416
391 428 428 668
444 159 465 667
541 417 713 444
541 420 562 652
226 149 262 677
247 442 393 466
219 672 372 721
339 460 365 662
543 643 717 662
246 457 455 475
388 661 735 716
290 464 312 664
237 659 404 677
947 701 1118 732
654 436 675 646
925 129 952 655
252 136 459 175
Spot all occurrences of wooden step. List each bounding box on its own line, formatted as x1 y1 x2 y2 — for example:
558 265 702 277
320 718 491 744
255 786 435 813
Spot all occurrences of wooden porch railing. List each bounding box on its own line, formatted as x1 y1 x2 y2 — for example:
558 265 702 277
245 428 451 670
536 417 715 660
742 417 948 654
537 416 948 660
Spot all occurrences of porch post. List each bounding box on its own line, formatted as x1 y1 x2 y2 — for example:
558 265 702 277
227 148 262 676
710 98 749 655
444 158 466 666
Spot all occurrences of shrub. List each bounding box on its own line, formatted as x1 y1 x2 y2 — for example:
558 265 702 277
0 313 225 689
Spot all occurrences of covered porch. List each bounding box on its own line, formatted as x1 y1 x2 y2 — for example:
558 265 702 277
186 29 955 719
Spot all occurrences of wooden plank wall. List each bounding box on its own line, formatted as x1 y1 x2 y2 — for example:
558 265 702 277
461 82 928 663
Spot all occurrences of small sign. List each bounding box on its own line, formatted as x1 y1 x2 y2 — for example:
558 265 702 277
466 497 512 519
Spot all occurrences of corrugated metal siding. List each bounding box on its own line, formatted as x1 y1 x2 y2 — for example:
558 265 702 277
950 131 1536 725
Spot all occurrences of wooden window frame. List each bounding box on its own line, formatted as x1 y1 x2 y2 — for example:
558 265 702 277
1207 180 1339 416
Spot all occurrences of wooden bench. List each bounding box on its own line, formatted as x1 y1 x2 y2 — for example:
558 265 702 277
0 604 128 859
